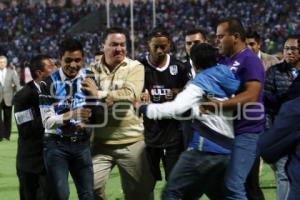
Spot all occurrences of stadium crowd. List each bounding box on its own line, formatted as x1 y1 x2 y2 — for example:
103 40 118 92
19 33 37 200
0 0 299 79
0 1 300 200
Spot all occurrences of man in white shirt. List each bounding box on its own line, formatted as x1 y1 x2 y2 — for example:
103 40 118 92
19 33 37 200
0 55 21 141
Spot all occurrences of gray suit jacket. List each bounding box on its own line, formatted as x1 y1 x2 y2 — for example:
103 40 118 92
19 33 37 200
260 51 279 71
0 68 21 106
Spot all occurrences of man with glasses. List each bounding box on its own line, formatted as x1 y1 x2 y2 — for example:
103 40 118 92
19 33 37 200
259 73 300 200
264 35 300 200
207 18 265 200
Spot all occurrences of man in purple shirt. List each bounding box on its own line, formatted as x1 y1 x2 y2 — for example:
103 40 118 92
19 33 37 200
206 18 265 200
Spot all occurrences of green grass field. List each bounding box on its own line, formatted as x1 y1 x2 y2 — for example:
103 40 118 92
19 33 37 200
0 121 276 200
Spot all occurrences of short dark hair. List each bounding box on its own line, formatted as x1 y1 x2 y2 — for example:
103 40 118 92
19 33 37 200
148 27 170 41
190 43 217 70
103 27 128 42
30 54 52 80
184 28 206 40
246 30 261 43
218 18 246 42
287 34 300 50
59 38 84 58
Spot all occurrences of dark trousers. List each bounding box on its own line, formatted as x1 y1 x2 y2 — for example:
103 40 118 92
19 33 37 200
245 157 265 200
0 100 12 140
17 169 52 200
181 120 194 150
146 144 183 181
288 186 300 200
43 138 94 200
162 150 230 200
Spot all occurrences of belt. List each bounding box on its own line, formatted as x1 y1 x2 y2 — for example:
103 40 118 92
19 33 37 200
45 134 89 143
60 125 86 135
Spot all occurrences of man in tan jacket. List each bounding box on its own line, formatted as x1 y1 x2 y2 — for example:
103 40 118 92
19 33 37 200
246 30 279 70
82 27 155 200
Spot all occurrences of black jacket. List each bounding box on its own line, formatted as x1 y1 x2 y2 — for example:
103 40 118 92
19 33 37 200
264 61 296 128
14 81 45 173
258 96 300 198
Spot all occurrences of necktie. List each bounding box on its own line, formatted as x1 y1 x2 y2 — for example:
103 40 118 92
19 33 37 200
65 80 71 96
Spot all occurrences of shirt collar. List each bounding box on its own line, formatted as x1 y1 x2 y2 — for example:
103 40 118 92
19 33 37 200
0 68 7 84
189 58 196 78
99 55 128 74
257 51 262 59
59 67 81 82
146 54 170 72
0 67 7 73
33 81 41 93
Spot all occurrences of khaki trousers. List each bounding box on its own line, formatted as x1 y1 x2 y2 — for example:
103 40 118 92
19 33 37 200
92 140 155 200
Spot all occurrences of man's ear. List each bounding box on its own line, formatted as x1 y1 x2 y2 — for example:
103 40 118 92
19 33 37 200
35 70 42 79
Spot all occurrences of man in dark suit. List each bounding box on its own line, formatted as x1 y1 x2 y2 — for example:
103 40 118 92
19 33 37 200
14 54 57 200
184 28 206 80
0 55 21 141
182 28 207 148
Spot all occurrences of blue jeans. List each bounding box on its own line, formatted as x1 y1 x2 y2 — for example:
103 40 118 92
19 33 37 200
224 133 259 200
272 157 290 200
43 138 94 200
162 149 230 200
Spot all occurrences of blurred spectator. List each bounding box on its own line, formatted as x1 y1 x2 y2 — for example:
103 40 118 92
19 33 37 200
0 55 21 141
0 0 299 83
264 35 300 200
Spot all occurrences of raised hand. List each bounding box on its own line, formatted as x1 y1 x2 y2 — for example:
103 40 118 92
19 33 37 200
81 78 98 97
